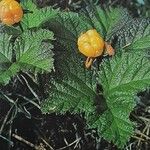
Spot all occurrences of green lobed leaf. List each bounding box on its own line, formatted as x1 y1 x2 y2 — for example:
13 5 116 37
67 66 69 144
41 44 97 116
0 29 54 85
15 29 54 73
21 0 58 29
92 53 150 147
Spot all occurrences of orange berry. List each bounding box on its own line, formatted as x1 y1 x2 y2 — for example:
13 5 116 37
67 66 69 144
0 0 23 25
77 29 104 58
